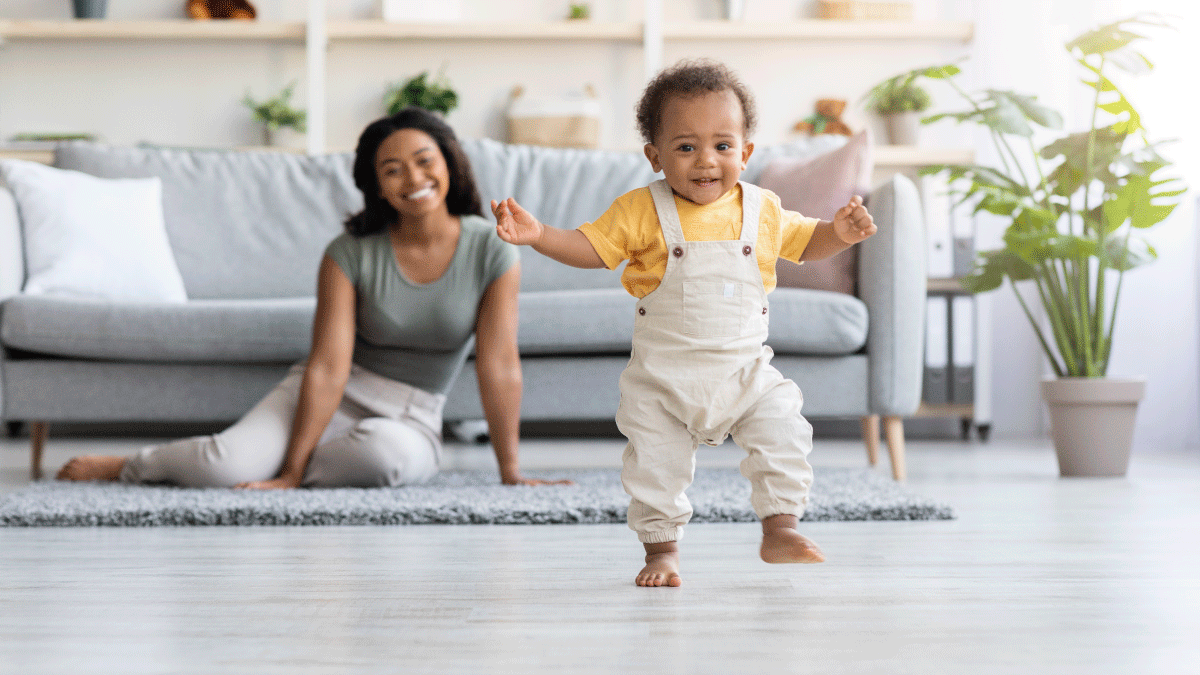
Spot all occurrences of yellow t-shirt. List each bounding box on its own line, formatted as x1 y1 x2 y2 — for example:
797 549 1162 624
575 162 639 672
578 184 819 298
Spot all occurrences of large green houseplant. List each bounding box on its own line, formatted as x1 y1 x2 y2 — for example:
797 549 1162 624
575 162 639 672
906 16 1186 475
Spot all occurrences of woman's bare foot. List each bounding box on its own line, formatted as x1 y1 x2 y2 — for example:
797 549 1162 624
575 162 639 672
637 542 682 587
56 455 126 482
760 514 825 564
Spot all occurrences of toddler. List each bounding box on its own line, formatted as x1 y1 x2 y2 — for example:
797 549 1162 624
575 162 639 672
493 60 876 586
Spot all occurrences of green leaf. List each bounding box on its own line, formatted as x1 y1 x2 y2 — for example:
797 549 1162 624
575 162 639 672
1104 235 1156 271
1067 27 1147 56
921 64 961 79
987 90 1064 129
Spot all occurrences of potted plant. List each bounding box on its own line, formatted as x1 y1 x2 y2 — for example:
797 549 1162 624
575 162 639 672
567 3 590 20
863 72 932 145
384 70 459 116
242 81 306 148
910 15 1185 476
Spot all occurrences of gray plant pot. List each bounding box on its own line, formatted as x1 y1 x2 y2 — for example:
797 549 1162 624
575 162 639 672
884 112 920 145
73 0 107 19
1041 377 1146 477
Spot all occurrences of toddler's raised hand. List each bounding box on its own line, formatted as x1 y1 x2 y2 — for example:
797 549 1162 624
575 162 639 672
833 195 876 245
492 197 544 246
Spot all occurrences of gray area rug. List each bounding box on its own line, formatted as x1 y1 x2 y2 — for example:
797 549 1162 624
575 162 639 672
0 467 954 527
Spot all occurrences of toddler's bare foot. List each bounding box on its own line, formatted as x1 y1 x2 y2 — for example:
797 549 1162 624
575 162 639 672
637 542 682 587
56 455 126 482
760 514 825 564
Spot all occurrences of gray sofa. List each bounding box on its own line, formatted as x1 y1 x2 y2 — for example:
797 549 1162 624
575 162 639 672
0 138 925 480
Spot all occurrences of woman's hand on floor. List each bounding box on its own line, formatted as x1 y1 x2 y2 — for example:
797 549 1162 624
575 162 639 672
502 475 574 486
235 476 302 490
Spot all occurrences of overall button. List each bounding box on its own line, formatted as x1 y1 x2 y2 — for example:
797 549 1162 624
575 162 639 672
762 307 768 314
672 246 684 258
742 245 752 256
638 308 646 316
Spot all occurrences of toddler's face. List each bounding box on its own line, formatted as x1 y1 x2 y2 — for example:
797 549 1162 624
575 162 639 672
644 89 753 206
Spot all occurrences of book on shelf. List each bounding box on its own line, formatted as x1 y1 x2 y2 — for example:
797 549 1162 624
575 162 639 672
950 294 974 404
923 295 949 405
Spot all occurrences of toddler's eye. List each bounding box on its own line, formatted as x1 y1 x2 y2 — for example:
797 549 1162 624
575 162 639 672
677 144 694 152
717 143 731 151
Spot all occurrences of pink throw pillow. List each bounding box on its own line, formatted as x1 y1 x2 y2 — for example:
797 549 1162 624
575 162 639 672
757 129 874 295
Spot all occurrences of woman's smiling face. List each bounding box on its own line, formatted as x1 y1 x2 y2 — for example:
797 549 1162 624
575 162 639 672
374 128 452 221
643 89 753 206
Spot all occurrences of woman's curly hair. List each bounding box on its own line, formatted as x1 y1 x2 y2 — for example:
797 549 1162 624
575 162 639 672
345 108 482 237
635 59 757 145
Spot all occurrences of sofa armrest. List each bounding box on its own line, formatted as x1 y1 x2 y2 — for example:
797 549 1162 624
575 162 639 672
858 174 926 417
0 186 23 302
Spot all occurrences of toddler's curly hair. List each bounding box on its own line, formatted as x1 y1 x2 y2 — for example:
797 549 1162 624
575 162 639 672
635 59 757 145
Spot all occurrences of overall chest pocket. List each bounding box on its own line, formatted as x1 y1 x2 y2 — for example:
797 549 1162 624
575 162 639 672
682 281 749 337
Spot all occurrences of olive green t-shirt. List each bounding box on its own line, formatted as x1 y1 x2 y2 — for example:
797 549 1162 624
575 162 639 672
323 215 519 395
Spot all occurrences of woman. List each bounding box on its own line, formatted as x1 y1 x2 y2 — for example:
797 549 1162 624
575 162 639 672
58 109 567 489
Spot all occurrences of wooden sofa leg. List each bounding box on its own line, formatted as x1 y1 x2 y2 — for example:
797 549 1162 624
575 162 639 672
30 421 49 480
882 415 906 481
861 415 880 466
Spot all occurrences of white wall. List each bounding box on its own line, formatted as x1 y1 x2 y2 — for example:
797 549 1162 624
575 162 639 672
2 0 1196 449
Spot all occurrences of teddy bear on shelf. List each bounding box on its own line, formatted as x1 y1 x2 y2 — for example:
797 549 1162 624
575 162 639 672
793 98 853 136
187 0 257 20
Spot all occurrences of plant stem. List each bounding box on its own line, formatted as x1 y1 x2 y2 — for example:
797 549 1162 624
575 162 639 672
946 78 1018 179
1036 265 1079 375
1011 278 1065 377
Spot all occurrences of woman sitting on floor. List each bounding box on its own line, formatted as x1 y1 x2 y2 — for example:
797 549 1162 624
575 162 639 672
58 108 568 489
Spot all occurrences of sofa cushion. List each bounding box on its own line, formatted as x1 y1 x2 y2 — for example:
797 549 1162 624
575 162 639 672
766 287 868 355
0 160 189 304
514 287 867 357
1 295 314 363
759 130 875 296
54 143 359 301
517 289 638 354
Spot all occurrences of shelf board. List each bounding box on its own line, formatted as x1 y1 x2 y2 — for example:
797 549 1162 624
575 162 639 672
0 19 305 42
875 146 973 167
927 277 970 293
326 20 644 42
663 20 974 42
0 19 972 43
913 402 974 418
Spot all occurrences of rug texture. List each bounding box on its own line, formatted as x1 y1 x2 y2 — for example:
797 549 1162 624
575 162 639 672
0 467 954 527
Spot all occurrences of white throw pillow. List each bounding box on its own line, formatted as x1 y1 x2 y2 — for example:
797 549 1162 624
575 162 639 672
0 159 188 303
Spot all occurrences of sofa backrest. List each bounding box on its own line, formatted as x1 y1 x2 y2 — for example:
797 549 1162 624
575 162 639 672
51 134 852 299
55 142 361 300
460 138 654 292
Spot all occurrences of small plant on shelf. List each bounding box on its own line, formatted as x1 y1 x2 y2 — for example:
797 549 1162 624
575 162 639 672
864 74 933 116
863 71 934 145
568 3 591 20
242 81 306 147
384 71 459 116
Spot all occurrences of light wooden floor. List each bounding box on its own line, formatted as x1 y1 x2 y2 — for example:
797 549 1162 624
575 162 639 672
2 432 1198 675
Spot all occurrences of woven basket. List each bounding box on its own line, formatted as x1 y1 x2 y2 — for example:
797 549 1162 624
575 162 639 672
818 0 913 20
507 85 601 149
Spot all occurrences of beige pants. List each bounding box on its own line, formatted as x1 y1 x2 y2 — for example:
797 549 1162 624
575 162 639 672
617 180 814 544
120 364 444 488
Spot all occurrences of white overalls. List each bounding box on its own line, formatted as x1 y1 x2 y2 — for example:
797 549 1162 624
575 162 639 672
616 180 815 544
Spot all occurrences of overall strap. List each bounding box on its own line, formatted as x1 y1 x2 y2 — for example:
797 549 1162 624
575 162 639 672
738 181 762 244
647 179 687 246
